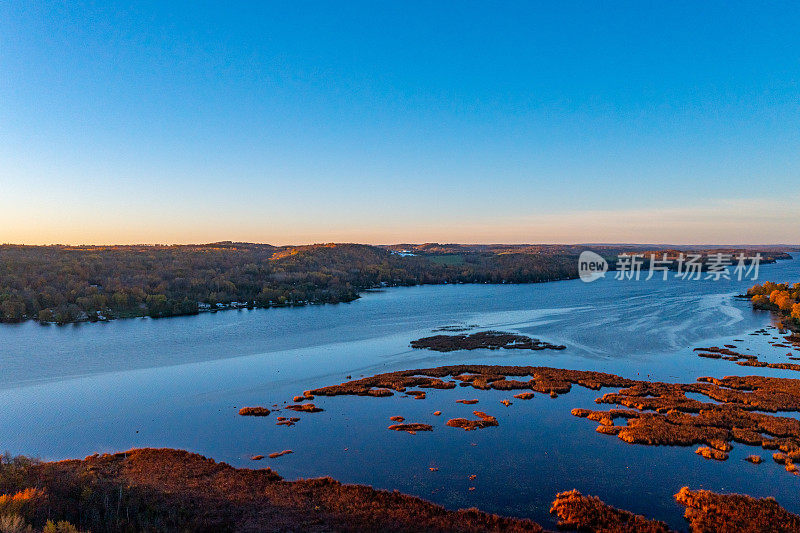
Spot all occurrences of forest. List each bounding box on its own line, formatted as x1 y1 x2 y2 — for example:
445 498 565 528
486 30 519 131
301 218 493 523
0 243 579 324
0 242 792 325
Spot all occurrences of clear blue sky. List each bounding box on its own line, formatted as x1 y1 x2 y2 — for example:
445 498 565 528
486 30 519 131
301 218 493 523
2 2 798 244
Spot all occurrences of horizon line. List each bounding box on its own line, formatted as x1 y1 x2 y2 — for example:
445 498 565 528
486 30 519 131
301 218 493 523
2 241 799 249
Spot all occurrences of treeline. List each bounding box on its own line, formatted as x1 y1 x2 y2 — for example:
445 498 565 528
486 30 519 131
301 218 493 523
748 281 800 327
0 242 791 325
384 243 794 260
0 243 579 324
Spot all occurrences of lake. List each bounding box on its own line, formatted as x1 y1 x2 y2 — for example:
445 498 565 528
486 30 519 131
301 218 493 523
2 255 799 529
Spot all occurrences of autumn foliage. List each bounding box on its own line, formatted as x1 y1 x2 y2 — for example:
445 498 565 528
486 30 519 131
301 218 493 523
748 282 800 327
0 243 583 323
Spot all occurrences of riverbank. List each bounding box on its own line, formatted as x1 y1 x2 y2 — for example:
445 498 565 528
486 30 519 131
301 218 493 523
746 280 800 333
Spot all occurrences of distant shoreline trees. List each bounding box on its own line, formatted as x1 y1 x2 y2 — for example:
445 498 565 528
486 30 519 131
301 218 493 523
0 242 792 325
0 243 580 324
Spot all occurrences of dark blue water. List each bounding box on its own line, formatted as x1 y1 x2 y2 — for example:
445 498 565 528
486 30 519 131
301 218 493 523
1 256 799 529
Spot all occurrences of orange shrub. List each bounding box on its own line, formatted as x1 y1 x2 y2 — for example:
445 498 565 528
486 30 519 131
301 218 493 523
0 487 46 518
747 284 764 296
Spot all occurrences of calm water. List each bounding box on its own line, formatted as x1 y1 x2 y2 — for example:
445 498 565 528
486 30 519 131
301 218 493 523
2 256 800 529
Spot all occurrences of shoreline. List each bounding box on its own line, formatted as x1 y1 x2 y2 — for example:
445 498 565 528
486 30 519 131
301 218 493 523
6 276 583 327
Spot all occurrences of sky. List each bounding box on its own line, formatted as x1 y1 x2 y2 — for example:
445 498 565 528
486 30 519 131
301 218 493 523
1 2 799 245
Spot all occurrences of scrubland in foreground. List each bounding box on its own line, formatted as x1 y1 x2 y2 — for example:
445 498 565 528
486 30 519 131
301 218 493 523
2 448 800 532
1 448 542 532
